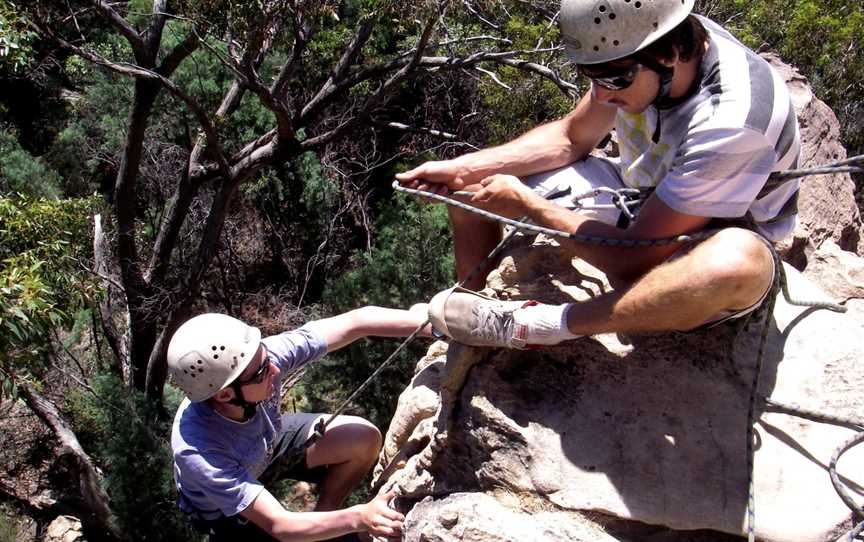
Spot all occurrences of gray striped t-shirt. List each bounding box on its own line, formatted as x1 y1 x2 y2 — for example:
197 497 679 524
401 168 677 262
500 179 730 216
615 15 800 241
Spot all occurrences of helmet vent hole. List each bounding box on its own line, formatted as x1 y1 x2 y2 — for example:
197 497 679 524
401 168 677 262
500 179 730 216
609 13 616 19
197 360 203 365
601 37 606 42
211 346 217 351
240 353 245 357
198 368 203 373
599 5 606 12
593 46 600 51
653 21 659 28
594 17 601 24
613 40 620 46
220 346 225 350
191 374 196 378
635 1 642 7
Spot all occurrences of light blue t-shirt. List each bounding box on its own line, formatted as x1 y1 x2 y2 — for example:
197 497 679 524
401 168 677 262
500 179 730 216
171 324 327 519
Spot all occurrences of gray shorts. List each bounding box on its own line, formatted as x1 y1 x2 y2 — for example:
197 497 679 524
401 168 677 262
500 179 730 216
259 412 329 486
523 157 774 327
523 156 627 225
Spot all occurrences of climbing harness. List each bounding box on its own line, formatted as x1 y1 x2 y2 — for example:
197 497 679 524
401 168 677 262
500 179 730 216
278 153 863 538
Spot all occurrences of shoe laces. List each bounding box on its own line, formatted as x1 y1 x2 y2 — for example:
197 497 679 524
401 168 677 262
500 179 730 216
469 301 517 346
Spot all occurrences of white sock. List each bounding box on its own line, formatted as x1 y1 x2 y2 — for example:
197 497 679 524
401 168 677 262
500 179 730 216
513 303 581 345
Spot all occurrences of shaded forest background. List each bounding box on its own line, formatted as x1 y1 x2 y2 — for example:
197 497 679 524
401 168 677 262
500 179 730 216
0 0 861 540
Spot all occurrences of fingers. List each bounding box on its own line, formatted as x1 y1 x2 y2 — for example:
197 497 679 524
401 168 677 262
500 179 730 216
394 166 422 182
369 522 403 539
361 490 405 539
471 185 491 203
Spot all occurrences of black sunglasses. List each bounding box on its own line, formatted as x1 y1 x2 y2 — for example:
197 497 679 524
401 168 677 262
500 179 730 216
237 346 269 385
577 63 642 91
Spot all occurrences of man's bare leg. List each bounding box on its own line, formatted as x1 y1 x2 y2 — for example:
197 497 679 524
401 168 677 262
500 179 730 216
305 415 382 511
565 228 775 335
450 207 503 290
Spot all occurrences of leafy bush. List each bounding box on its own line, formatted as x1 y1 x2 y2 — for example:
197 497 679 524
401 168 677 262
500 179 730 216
0 128 62 198
697 0 863 188
0 195 101 391
65 373 201 542
0 1 35 74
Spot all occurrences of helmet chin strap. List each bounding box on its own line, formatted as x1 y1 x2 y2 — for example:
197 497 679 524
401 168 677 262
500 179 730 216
637 58 676 143
228 382 260 420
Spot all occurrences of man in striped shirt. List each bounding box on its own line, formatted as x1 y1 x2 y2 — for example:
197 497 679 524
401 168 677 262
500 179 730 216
397 0 801 348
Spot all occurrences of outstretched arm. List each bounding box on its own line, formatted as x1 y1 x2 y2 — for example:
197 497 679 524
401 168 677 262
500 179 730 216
306 305 430 353
242 488 403 541
395 92 616 192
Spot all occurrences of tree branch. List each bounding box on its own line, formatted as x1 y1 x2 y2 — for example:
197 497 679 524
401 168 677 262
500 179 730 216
497 56 580 96
145 0 169 56
271 8 312 100
19 382 124 541
302 13 439 149
157 30 200 77
299 17 375 124
375 120 457 140
86 0 146 59
44 29 233 183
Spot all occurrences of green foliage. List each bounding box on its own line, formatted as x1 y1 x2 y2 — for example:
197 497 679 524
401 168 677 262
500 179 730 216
303 192 453 431
0 128 62 198
0 195 101 385
65 373 201 542
698 0 864 156
0 1 35 74
481 68 578 144
0 504 16 542
476 11 580 143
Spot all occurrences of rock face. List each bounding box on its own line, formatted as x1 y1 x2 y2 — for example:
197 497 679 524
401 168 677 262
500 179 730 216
372 58 864 540
43 516 83 542
766 52 864 263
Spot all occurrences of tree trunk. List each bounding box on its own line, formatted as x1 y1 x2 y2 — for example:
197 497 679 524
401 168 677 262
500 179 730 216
113 79 161 392
18 383 124 541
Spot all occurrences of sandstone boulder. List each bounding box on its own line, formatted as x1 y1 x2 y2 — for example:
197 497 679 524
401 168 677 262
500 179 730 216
373 55 864 541
765 53 864 262
43 516 83 542
376 241 864 541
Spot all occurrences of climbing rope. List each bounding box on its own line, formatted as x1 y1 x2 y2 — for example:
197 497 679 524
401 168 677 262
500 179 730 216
278 154 863 536
389 157 863 539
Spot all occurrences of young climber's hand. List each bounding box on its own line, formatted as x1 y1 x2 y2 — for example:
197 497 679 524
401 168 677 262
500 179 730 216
359 490 404 539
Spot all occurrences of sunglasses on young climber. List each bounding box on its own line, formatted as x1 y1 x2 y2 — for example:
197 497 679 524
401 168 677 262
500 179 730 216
577 63 642 91
237 346 269 385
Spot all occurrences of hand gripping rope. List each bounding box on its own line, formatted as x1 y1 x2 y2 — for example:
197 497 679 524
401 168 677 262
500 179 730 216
284 154 864 538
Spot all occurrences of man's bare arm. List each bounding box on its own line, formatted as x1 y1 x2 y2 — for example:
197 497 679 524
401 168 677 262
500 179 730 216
396 92 616 189
306 306 430 353
241 488 403 541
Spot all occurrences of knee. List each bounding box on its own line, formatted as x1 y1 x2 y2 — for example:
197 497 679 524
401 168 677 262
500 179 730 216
701 228 773 300
343 416 382 461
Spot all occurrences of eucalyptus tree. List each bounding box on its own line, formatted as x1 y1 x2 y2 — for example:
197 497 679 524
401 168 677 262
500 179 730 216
26 0 577 404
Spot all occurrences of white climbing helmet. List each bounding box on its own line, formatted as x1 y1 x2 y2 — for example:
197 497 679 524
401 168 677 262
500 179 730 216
560 0 695 65
167 313 262 402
